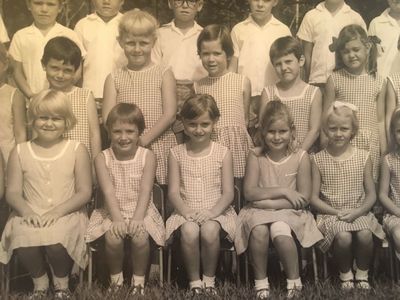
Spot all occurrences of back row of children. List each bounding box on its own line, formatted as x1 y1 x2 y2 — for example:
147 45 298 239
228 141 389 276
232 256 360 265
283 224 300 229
0 0 400 298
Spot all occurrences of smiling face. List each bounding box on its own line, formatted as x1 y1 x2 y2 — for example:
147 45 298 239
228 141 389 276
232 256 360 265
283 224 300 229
169 0 203 25
92 0 123 22
119 32 155 70
43 58 76 92
199 39 228 77
28 0 61 30
110 120 140 158
272 53 304 84
183 111 216 144
248 0 277 24
325 113 354 149
340 38 369 74
33 113 66 143
263 118 292 154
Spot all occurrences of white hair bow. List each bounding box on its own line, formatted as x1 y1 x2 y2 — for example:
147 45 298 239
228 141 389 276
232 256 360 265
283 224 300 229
332 101 358 112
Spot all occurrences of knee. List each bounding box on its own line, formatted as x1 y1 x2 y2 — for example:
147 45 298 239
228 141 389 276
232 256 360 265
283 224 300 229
180 222 200 244
200 221 221 244
334 232 352 248
355 230 373 245
250 224 269 242
131 232 150 248
45 243 65 255
105 231 124 248
270 221 292 242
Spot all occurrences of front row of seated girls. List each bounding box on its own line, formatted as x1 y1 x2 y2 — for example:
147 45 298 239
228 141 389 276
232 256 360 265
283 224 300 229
1 90 400 299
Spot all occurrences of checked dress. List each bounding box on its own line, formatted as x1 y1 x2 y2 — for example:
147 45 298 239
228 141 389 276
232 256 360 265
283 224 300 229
382 153 400 233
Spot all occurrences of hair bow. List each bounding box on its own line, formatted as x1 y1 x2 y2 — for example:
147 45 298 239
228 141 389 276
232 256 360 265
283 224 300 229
368 35 384 57
329 37 338 53
333 101 358 112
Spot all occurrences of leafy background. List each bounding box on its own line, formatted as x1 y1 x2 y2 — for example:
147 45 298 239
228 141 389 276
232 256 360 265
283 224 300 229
0 0 388 38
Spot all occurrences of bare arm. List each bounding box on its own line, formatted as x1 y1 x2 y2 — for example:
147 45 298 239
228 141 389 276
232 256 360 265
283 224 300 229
258 88 268 128
228 56 238 73
102 74 117 125
297 152 312 203
379 156 400 217
360 157 377 214
12 60 33 99
243 77 251 127
12 89 27 143
87 92 102 160
320 76 336 148
140 69 176 147
0 152 4 199
301 88 322 151
386 79 396 145
377 80 387 154
300 40 314 83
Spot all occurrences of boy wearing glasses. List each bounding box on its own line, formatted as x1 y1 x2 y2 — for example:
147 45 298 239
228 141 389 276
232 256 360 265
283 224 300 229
152 0 207 143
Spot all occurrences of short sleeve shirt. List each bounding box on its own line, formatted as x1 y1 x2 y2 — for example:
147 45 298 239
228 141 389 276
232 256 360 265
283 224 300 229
0 14 9 43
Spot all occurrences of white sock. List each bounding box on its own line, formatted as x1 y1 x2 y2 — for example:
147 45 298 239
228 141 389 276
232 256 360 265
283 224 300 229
254 277 269 291
110 272 124 286
132 274 145 288
53 275 69 290
339 270 354 282
32 273 49 291
355 267 369 281
287 278 302 290
202 275 215 288
189 279 203 290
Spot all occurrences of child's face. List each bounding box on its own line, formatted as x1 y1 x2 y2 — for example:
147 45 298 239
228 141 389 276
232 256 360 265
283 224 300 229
248 0 277 23
28 0 61 29
388 0 400 15
33 113 66 142
272 53 304 84
110 120 140 157
199 40 228 77
168 0 203 24
393 118 400 148
183 111 215 144
340 38 369 74
325 113 353 148
92 0 123 22
119 32 155 70
263 119 291 153
43 58 77 92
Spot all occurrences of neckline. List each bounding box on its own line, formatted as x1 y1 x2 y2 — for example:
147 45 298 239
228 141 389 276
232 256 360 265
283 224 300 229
185 142 214 159
325 146 355 161
28 139 70 161
110 146 140 163
265 152 293 165
126 64 156 73
207 72 231 79
273 84 308 100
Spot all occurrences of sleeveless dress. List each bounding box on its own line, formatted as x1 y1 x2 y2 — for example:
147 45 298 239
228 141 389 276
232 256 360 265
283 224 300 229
165 142 237 242
313 147 385 252
234 148 323 255
0 84 18 167
382 153 400 233
0 140 89 268
64 87 92 156
85 147 165 246
262 84 319 148
331 69 385 181
194 72 253 178
388 73 400 105
112 65 177 184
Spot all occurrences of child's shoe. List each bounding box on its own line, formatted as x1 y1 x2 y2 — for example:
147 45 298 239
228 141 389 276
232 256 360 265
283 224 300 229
190 287 204 297
340 279 354 291
129 285 145 296
28 290 48 300
287 286 302 299
355 279 371 290
106 283 123 294
255 288 270 299
54 289 72 300
204 286 218 296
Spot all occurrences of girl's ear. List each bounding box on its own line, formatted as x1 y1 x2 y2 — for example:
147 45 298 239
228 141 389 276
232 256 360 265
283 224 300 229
299 55 305 68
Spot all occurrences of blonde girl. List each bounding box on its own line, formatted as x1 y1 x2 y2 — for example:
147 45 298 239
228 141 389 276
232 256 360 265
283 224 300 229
0 90 92 299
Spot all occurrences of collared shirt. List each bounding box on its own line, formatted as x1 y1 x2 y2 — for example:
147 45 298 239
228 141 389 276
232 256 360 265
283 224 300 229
74 13 126 98
231 15 291 96
369 8 400 77
9 23 85 94
152 20 207 83
0 14 9 43
297 2 366 84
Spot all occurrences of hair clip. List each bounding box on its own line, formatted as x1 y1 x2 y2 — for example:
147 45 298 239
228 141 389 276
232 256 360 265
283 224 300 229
368 35 381 45
328 37 338 53
332 101 358 112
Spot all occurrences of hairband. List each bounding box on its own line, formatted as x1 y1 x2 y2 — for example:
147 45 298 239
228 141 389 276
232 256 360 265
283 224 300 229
332 101 358 112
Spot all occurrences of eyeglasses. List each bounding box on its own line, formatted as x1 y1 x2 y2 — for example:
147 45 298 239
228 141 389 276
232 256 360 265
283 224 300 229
173 0 198 8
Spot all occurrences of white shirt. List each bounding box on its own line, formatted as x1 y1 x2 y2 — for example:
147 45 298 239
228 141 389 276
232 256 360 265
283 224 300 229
297 2 366 84
9 23 85 94
368 8 400 77
0 14 9 43
152 20 207 83
74 13 126 98
231 15 291 96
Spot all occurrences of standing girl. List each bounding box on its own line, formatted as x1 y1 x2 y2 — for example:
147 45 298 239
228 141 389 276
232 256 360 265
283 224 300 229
324 24 386 181
235 101 322 299
0 43 26 168
195 24 252 179
86 103 165 295
0 90 92 299
379 108 400 260
311 102 385 290
102 9 177 185
166 94 236 295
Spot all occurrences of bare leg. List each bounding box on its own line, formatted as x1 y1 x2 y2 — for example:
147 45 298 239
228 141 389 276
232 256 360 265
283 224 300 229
273 236 299 279
333 232 353 273
180 222 201 281
45 244 73 278
354 230 373 271
130 232 150 277
248 224 269 279
105 231 124 275
17 247 46 278
391 225 400 254
200 221 221 277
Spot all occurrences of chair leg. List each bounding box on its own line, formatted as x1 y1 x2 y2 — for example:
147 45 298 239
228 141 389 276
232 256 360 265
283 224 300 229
312 247 318 284
244 252 249 286
323 252 328 280
388 240 395 284
88 247 93 288
79 268 84 285
159 247 164 287
234 253 240 287
167 248 172 284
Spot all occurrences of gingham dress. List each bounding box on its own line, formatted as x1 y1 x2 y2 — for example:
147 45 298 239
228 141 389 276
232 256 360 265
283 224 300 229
112 65 177 184
85 147 165 246
262 84 318 147
388 73 400 105
331 69 385 181
313 148 385 253
165 142 237 242
194 72 253 178
0 84 17 167
382 153 400 233
234 148 323 255
63 87 92 156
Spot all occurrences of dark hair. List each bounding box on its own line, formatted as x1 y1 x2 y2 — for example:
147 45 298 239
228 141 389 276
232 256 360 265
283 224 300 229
389 107 400 152
180 94 220 121
0 43 11 76
41 37 82 70
105 103 145 135
257 100 297 154
197 24 234 59
334 24 377 75
269 36 303 63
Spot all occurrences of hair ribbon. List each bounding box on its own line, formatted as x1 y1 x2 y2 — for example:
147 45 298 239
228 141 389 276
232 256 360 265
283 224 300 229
333 101 358 112
329 37 338 53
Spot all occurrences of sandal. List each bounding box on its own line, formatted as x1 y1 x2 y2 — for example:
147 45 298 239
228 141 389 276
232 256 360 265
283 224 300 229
190 287 203 297
355 279 371 290
28 290 48 300
204 286 218 296
256 288 270 299
54 289 72 300
287 286 303 299
340 279 354 291
129 285 145 296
